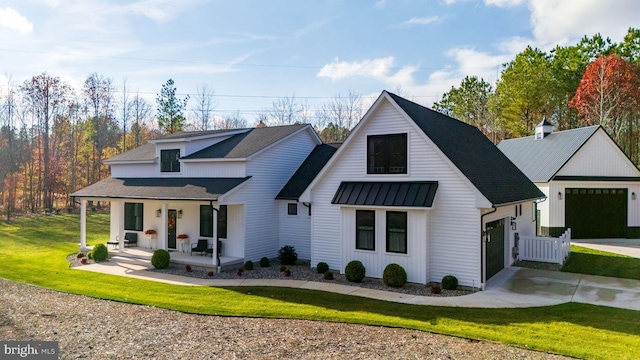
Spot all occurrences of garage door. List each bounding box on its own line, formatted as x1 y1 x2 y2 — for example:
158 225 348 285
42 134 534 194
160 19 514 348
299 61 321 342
565 188 627 239
485 219 505 280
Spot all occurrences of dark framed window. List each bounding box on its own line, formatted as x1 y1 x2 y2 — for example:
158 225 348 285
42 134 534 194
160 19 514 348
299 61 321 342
161 149 181 172
287 203 298 215
124 202 143 231
356 210 375 251
200 205 228 238
367 133 407 174
386 211 407 254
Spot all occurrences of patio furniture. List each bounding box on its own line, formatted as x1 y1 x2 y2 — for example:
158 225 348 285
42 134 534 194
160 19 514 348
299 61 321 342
106 240 119 249
191 239 208 256
124 232 138 248
206 240 222 266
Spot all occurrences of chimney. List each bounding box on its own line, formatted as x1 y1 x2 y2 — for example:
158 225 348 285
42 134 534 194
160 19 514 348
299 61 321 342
534 119 553 140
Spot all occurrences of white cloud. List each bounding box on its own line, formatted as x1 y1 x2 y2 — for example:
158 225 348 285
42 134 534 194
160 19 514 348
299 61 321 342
120 0 206 23
484 0 524 7
0 7 33 34
394 16 441 28
374 0 387 9
317 57 417 85
528 0 640 46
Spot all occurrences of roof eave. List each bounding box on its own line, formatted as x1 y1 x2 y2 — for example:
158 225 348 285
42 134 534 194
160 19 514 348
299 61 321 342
491 195 547 208
104 159 157 165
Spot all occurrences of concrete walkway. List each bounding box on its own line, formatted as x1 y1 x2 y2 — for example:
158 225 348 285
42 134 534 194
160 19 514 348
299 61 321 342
573 238 640 259
76 256 640 311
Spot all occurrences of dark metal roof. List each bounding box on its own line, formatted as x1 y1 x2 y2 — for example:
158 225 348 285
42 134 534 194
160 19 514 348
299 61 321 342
183 124 309 159
386 92 544 206
276 144 339 200
497 126 600 182
331 181 438 207
71 177 250 201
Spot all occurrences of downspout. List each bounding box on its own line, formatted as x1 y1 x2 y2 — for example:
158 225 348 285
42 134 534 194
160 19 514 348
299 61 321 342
480 207 497 291
210 200 220 271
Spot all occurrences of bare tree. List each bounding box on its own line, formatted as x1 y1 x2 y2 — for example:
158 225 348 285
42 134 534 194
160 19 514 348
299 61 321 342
217 111 247 129
193 84 216 130
119 78 133 152
268 94 305 126
131 92 152 148
316 89 363 142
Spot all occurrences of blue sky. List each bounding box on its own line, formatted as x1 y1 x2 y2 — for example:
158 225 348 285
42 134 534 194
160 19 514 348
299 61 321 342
1 0 639 124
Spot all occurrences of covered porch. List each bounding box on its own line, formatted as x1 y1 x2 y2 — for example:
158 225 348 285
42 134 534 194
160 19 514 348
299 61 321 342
107 247 244 270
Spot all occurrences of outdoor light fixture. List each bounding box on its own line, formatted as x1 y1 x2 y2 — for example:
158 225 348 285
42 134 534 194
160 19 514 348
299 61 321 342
156 209 161 217
558 192 562 200
510 218 517 231
633 192 637 200
177 209 183 218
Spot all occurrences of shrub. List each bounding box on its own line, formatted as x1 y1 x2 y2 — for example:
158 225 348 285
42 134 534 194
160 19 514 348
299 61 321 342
279 265 287 272
323 271 334 280
207 271 214 277
316 262 329 274
237 268 244 276
92 244 108 262
278 245 298 265
151 249 170 269
345 260 366 283
383 263 407 288
79 257 87 265
87 252 93 260
260 257 270 267
431 284 442 294
284 268 292 277
244 260 254 270
442 275 458 290
185 265 192 272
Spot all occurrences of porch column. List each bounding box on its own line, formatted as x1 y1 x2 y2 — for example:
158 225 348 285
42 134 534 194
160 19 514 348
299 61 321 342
117 201 125 253
212 206 218 267
160 203 168 250
80 199 87 250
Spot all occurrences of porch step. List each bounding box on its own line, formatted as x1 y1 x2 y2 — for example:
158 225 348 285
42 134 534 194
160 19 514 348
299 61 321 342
109 256 152 266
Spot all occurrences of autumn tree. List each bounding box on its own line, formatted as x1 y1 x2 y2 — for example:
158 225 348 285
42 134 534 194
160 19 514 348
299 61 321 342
156 79 189 134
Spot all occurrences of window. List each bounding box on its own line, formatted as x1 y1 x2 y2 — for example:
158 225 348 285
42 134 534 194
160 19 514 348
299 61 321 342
386 211 407 254
287 203 298 215
200 205 227 238
124 202 143 231
161 149 181 172
367 133 407 174
356 210 375 251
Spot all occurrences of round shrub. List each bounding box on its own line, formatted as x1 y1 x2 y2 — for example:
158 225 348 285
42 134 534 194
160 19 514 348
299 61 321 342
92 244 108 262
260 257 270 267
278 245 298 265
316 262 329 274
383 263 407 288
431 284 442 294
345 260 366 283
151 249 171 269
323 271 334 280
244 260 254 270
279 265 287 272
87 252 93 260
441 275 458 290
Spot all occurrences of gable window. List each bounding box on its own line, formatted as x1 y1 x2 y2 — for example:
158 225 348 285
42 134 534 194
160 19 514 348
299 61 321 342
287 203 298 215
200 205 228 238
124 202 143 231
356 210 375 251
161 149 181 172
367 133 407 174
386 211 407 254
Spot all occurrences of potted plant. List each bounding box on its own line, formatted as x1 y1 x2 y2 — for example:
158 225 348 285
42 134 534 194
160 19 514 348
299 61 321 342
144 229 157 249
177 234 188 239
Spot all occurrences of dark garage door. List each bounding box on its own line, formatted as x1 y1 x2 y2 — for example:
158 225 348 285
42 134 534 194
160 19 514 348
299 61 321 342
485 219 505 280
565 188 627 239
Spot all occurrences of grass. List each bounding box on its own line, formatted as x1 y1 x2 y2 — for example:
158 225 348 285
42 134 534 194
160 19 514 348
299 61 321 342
562 244 640 279
1 214 639 359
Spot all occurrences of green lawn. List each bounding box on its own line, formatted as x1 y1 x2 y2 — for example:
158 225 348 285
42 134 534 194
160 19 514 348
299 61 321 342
1 214 639 359
562 244 640 279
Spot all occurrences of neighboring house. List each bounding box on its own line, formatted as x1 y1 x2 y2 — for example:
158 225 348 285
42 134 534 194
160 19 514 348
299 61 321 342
498 121 640 239
72 124 322 265
299 91 545 289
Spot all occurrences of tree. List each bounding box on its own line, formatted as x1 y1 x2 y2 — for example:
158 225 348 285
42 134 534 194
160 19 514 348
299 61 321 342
156 79 189 134
217 111 247 130
316 90 363 142
267 94 305 126
193 84 216 130
130 92 153 148
119 78 133 152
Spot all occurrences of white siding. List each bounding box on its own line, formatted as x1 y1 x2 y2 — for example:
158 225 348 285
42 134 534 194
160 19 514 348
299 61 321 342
557 130 640 177
278 201 312 260
111 163 157 178
181 161 246 177
224 129 317 261
535 183 550 228
309 99 482 287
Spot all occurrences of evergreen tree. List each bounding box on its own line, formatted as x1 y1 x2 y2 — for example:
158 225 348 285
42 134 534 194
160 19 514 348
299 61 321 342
156 79 189 134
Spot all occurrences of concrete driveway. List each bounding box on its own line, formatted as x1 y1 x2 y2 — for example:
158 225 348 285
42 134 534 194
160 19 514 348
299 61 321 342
572 238 640 259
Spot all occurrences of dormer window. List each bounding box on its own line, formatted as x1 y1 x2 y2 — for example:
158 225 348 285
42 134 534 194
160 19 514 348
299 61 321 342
161 149 181 172
367 133 407 174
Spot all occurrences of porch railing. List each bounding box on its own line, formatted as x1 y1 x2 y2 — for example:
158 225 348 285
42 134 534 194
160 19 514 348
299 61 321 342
518 228 571 265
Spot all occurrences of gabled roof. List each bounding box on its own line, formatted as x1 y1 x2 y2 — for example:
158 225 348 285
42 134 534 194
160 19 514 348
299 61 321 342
276 144 339 200
386 92 544 207
183 124 311 159
497 126 600 182
71 177 250 201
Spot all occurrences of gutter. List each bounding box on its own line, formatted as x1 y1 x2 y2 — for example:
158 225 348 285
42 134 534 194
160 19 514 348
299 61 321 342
480 207 497 291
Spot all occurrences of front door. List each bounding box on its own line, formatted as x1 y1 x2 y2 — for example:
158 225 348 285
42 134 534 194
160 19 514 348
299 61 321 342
167 209 177 249
485 219 505 281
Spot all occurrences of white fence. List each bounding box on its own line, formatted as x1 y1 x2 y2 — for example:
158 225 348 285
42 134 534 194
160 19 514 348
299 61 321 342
518 229 571 265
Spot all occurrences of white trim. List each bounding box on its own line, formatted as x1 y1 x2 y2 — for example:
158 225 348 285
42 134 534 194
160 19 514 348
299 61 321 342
180 157 247 163
104 159 157 165
150 129 250 144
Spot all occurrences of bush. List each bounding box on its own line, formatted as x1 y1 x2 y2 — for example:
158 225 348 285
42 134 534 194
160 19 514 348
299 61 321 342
431 284 442 294
76 253 85 259
279 265 287 272
278 245 298 265
237 268 244 276
87 252 93 260
244 260 254 270
316 262 329 274
284 268 291 277
441 275 458 290
185 265 192 272
207 271 214 277
151 249 170 269
92 243 108 262
323 271 334 280
383 263 407 288
79 257 87 265
345 260 366 283
260 257 270 267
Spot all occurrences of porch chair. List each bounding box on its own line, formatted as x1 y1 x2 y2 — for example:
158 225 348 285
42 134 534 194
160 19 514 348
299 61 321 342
191 239 209 256
124 232 138 248
206 240 222 266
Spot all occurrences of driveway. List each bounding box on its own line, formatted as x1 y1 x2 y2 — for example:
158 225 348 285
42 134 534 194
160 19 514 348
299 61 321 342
572 238 640 259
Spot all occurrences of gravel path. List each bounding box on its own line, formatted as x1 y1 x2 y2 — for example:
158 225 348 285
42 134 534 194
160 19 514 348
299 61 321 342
0 278 569 359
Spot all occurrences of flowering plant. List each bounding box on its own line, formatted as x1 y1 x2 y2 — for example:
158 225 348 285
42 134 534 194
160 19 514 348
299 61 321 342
177 234 188 239
144 229 157 235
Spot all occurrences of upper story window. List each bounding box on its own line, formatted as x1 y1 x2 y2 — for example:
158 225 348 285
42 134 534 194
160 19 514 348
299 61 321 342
161 149 181 172
367 133 407 174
